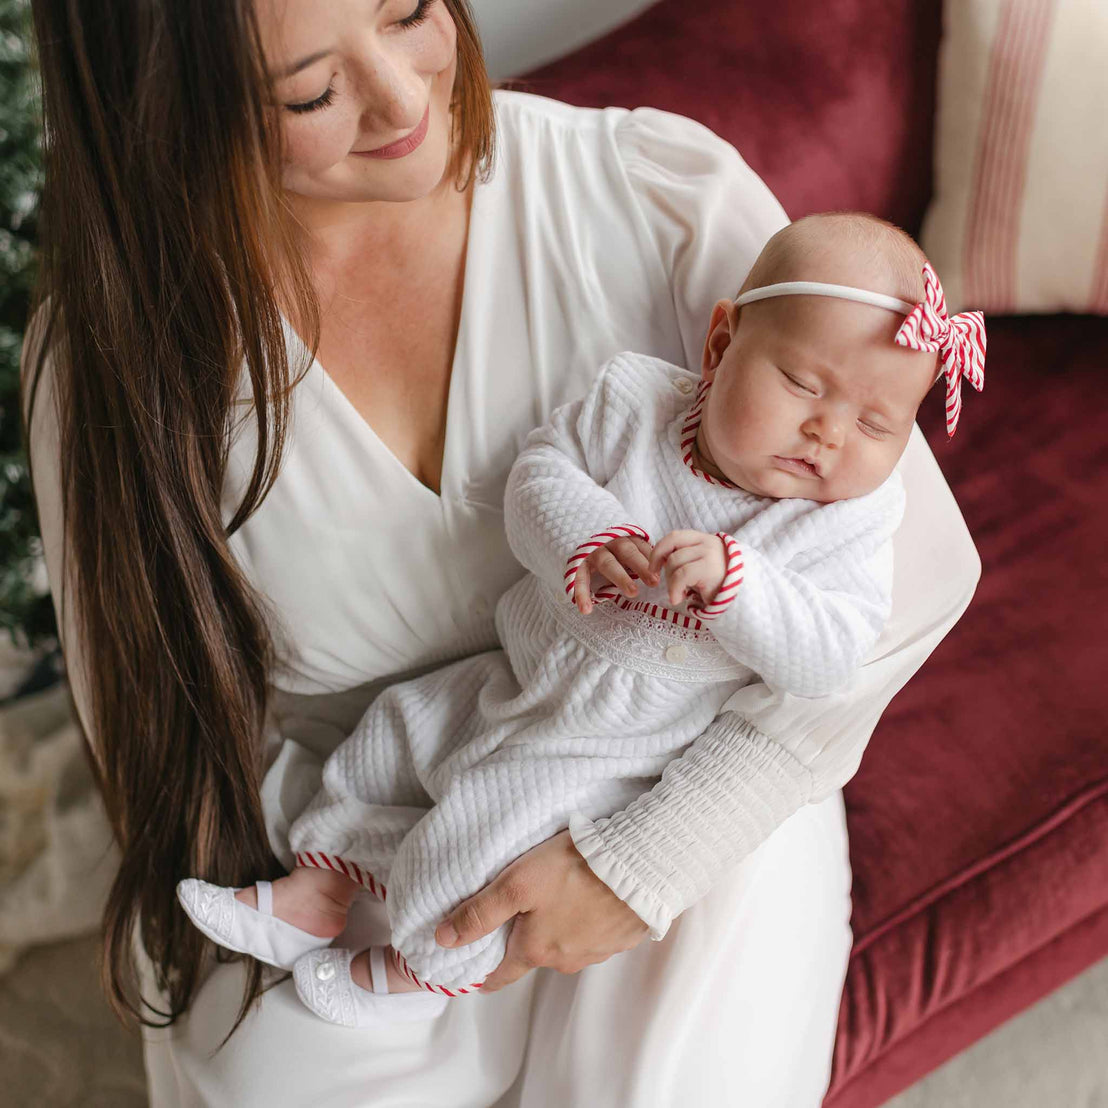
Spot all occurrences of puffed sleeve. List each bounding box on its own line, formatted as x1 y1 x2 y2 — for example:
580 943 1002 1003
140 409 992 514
614 107 790 370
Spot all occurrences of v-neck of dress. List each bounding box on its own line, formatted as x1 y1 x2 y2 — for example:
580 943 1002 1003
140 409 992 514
302 183 481 505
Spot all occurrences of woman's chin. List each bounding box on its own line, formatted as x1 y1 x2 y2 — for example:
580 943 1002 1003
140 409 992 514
286 146 453 207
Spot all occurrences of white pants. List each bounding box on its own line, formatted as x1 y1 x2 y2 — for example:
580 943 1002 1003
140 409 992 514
143 791 852 1108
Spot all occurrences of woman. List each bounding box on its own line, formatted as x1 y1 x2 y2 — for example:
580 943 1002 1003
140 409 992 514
23 0 979 1104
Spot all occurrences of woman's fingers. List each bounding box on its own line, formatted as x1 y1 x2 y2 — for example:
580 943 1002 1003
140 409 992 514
475 945 535 993
474 829 650 992
435 867 530 949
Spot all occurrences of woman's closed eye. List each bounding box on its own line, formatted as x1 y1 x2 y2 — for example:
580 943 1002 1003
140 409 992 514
397 0 435 29
282 1 435 114
286 85 337 114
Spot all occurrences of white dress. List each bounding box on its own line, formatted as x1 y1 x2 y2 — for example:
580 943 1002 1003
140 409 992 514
29 91 981 1106
289 353 906 992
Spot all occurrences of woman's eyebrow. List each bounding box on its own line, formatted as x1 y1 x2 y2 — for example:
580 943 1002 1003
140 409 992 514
277 49 334 79
277 0 393 77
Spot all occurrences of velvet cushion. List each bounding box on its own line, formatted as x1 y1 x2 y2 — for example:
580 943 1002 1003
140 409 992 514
522 0 943 232
827 314 1108 1106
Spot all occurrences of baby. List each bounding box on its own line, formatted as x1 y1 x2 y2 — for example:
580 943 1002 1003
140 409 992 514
178 212 985 1026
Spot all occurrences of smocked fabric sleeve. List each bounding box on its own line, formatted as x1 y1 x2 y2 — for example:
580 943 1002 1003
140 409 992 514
614 107 790 370
503 360 646 595
705 478 906 699
570 428 979 938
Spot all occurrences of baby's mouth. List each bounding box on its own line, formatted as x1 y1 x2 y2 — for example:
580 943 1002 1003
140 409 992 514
772 455 822 478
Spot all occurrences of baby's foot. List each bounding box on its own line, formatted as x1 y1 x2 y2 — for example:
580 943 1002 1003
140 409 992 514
294 947 448 1026
235 865 357 939
350 946 425 994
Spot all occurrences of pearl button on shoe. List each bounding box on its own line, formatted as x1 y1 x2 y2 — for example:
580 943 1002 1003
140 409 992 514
294 948 449 1027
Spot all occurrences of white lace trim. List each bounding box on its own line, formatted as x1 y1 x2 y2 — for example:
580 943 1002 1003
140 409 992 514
542 584 748 683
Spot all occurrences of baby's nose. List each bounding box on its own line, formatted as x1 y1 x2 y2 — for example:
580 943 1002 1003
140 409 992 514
803 414 844 448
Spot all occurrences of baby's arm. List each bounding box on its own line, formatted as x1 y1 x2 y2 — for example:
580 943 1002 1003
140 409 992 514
504 357 650 597
653 480 906 698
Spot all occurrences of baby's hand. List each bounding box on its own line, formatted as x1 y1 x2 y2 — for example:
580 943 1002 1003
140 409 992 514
649 530 727 609
574 534 657 614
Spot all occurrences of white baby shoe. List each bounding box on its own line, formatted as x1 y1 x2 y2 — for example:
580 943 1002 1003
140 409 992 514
293 946 449 1027
176 878 332 970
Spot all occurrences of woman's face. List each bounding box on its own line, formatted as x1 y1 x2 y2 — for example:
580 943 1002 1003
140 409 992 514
254 0 458 204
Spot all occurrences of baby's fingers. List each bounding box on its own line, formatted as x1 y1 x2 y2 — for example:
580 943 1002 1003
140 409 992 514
648 530 701 576
611 537 658 587
591 549 638 598
573 564 593 614
665 555 709 606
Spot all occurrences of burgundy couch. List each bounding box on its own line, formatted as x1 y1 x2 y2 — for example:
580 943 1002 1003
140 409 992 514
523 2 1108 1104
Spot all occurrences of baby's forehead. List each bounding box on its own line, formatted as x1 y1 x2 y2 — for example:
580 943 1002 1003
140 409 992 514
753 309 937 410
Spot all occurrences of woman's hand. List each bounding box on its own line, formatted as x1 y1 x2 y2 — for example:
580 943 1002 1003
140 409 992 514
434 829 650 992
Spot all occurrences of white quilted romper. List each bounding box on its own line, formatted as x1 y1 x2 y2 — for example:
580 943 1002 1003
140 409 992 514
288 352 904 993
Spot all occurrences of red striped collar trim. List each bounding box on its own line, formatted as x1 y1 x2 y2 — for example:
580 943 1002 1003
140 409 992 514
680 379 739 489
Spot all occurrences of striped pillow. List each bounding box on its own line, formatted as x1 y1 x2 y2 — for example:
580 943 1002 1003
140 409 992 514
920 0 1108 314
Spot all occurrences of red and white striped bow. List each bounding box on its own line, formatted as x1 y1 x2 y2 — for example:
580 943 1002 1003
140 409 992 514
895 262 986 438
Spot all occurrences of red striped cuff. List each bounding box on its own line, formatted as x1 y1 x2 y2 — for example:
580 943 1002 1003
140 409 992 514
689 533 744 619
564 524 651 602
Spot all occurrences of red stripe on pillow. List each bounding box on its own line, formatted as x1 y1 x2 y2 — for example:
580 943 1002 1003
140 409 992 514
963 0 1058 310
1091 193 1108 313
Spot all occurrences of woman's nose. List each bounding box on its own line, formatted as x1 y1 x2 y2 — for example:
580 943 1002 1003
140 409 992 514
352 45 426 131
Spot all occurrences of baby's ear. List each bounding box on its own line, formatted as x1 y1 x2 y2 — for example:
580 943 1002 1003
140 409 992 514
701 299 736 381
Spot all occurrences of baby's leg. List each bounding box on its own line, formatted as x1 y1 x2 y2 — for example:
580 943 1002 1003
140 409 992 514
285 675 451 996
384 757 646 993
235 865 361 939
288 678 435 897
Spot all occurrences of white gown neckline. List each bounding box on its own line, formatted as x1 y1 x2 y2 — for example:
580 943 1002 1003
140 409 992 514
297 181 486 506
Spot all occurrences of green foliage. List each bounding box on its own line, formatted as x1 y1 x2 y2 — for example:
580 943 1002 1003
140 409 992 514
0 0 54 648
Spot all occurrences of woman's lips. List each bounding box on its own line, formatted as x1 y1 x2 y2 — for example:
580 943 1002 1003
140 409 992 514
772 455 821 479
353 106 430 160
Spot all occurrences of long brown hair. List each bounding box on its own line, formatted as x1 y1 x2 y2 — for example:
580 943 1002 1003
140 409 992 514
24 0 494 1031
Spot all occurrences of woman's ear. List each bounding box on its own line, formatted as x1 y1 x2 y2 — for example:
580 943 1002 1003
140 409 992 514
701 299 736 382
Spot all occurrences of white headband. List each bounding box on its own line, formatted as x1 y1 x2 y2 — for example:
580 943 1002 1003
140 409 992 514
733 281 915 316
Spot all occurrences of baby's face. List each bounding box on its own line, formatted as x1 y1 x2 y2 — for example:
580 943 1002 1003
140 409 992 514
696 295 938 502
